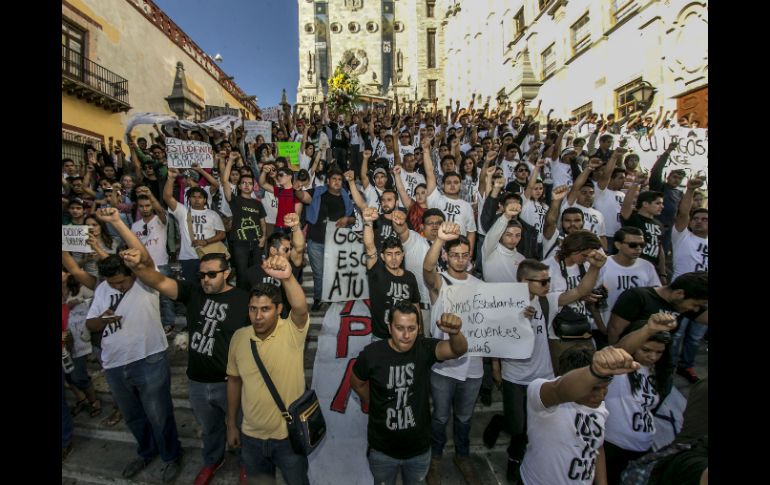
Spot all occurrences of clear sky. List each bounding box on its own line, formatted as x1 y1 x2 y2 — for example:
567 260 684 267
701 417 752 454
154 0 299 107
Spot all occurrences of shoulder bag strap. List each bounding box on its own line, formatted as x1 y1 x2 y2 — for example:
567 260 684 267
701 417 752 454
186 209 196 242
538 295 550 338
249 339 292 423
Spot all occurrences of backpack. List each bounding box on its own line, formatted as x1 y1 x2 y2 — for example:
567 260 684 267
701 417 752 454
620 439 704 485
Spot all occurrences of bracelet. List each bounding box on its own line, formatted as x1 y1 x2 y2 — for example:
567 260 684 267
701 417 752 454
588 364 612 381
364 222 374 227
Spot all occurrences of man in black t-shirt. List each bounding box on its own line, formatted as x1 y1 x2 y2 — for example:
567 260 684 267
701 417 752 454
608 271 708 398
222 159 267 291
295 170 356 310
351 303 468 485
362 207 422 339
621 187 667 283
122 242 250 484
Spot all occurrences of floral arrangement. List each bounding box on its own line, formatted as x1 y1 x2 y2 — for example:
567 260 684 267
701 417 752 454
327 61 360 115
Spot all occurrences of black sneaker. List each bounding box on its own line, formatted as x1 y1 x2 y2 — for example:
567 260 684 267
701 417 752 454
122 457 151 479
479 388 492 406
676 367 700 384
311 300 322 312
506 458 522 485
483 414 504 448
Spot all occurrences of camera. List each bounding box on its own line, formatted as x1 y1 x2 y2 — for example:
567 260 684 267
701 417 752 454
592 287 609 309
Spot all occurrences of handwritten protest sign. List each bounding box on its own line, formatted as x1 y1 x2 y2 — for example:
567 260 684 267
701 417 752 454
443 282 534 358
244 120 272 143
322 225 369 302
261 106 282 122
616 127 708 183
165 137 214 169
277 142 302 169
62 225 93 253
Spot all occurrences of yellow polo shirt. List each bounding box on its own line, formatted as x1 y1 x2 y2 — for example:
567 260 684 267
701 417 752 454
226 316 309 439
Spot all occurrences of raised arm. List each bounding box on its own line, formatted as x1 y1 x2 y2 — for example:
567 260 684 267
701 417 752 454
222 157 235 202
391 166 414 210
360 149 372 189
62 251 97 291
259 164 275 192
483 198 520 258
422 137 438 196
362 207 379 270
344 170 368 211
192 163 219 193
648 141 675 192
558 249 607 307
615 313 677 355
620 173 645 220
434 313 468 360
597 148 625 191
423 222 459 302
524 159 545 200
263 255 308 328
567 158 602 205
675 177 705 232
163 167 179 211
390 209 409 244
477 151 497 196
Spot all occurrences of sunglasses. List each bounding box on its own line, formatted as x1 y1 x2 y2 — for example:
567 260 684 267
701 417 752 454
198 269 227 280
527 278 551 286
623 242 646 249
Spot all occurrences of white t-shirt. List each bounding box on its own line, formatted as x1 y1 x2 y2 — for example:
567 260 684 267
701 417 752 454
431 272 483 380
67 297 93 359
399 169 426 201
364 184 384 211
402 230 433 306
501 292 560 385
604 366 660 452
594 187 625 237
599 257 661 323
544 256 595 329
501 159 521 185
520 378 609 485
298 152 312 171
481 215 526 283
184 185 215 209
169 204 225 261
551 160 573 189
86 279 168 369
427 190 477 236
671 228 708 280
131 215 168 267
349 123 361 146
399 145 415 158
460 174 479 205
563 200 606 240
261 189 278 224
521 197 548 240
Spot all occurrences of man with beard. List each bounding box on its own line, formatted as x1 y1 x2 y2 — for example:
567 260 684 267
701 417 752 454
621 187 667 283
347 170 403 251
362 207 422 341
563 158 608 250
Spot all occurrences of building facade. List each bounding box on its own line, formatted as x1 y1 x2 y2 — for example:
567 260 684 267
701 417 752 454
440 0 707 124
296 0 445 107
62 0 258 167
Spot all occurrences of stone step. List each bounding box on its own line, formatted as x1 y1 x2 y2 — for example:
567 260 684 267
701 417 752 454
62 435 511 485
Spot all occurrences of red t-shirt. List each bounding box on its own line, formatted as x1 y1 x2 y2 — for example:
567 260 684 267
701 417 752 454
274 186 299 227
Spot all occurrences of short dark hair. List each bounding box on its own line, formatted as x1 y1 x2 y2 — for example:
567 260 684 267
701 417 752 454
381 236 404 253
558 347 595 376
251 283 283 306
636 191 663 209
670 271 708 300
669 169 686 177
381 189 398 200
422 208 445 224
599 134 613 144
327 168 343 180
267 232 291 255
136 195 151 204
613 226 644 243
691 208 708 218
558 230 602 258
442 171 461 183
501 192 524 207
388 300 419 326
561 207 584 221
445 235 471 253
516 258 549 282
62 158 75 166
612 167 627 178
149 144 164 152
97 255 132 278
67 176 83 184
187 187 208 200
200 253 229 270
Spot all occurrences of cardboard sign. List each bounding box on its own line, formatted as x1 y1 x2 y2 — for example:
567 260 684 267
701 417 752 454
165 138 214 169
244 120 273 143
322 225 369 302
62 225 93 253
619 127 708 183
261 106 282 122
308 300 373 484
277 141 302 169
443 282 535 358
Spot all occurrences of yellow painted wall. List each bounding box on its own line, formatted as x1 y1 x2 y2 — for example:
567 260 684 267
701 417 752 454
62 95 125 144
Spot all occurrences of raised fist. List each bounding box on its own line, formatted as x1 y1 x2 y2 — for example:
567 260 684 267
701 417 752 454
363 207 379 223
437 222 460 241
436 313 462 335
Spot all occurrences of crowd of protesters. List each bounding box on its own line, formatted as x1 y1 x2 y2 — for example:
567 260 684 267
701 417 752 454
62 94 708 485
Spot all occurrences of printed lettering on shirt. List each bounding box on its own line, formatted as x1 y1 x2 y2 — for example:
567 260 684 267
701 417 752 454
568 412 603 481
386 363 416 431
192 214 208 240
443 202 461 222
191 300 229 357
643 223 662 259
382 282 412 326
695 242 708 271
631 373 657 433
616 275 640 291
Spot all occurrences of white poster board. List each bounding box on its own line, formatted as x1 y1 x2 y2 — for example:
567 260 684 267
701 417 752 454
244 120 273 143
62 225 93 253
322 225 369 302
198 115 242 135
261 106 282 122
443 282 534 358
619 127 708 182
165 137 214 169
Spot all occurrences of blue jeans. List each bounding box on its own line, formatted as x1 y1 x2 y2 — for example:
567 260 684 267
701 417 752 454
430 372 482 457
670 317 708 369
188 380 227 467
104 351 181 463
158 265 176 327
232 241 263 291
62 368 73 449
65 355 91 391
180 258 201 285
368 448 431 485
307 240 325 301
240 434 309 485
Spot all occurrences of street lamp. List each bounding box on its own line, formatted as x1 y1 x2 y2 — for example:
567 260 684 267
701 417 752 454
630 81 657 112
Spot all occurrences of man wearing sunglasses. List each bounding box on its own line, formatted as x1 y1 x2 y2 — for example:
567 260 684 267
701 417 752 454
422 222 484 485
113 209 251 485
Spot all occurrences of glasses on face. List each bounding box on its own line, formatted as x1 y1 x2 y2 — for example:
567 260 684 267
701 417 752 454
447 252 470 260
527 278 551 286
198 269 227 280
623 242 646 249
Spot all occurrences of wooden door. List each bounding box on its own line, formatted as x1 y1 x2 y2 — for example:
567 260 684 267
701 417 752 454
676 86 708 127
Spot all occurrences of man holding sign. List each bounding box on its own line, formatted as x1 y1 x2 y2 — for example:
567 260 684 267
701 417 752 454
350 302 468 485
422 222 484 485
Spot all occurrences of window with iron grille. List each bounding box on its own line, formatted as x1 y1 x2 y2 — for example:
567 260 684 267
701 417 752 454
615 78 644 118
62 129 103 171
571 13 590 54
427 29 436 68
62 19 85 80
541 44 556 79
572 102 593 122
